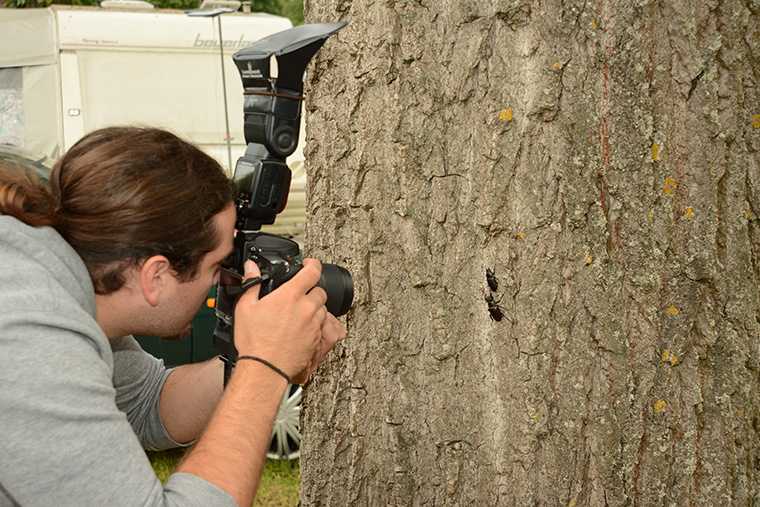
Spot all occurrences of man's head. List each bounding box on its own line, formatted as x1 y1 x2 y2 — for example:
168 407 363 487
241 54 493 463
50 127 239 295
128 202 236 341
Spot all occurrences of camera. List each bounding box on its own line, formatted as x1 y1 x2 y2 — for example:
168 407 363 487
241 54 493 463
213 22 352 379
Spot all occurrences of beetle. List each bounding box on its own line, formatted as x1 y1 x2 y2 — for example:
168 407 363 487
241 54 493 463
482 289 504 322
485 268 500 292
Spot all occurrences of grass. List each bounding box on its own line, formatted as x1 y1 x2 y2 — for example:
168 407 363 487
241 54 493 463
147 448 186 484
147 448 301 507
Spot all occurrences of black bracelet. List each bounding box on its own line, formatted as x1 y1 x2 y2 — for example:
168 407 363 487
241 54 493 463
236 356 291 384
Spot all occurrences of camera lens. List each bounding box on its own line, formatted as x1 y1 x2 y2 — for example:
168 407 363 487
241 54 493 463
318 264 354 317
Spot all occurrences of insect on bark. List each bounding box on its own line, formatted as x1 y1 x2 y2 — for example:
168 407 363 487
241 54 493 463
485 268 499 292
482 289 504 322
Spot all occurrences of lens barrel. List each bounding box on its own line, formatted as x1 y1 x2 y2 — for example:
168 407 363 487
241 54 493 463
318 263 354 316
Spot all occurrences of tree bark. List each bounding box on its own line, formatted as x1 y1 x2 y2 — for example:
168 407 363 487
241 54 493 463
299 1 760 505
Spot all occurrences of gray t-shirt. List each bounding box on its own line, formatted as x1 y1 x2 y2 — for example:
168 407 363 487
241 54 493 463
0 215 234 506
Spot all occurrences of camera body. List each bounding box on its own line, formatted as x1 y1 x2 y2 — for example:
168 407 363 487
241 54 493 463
213 23 351 376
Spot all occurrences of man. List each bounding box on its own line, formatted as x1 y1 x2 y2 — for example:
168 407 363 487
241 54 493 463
0 127 345 506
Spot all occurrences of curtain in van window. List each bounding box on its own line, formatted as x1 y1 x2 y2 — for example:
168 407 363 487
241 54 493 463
0 68 24 148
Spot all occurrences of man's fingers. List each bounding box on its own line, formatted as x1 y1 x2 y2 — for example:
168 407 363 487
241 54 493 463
241 258 324 303
322 313 347 347
294 315 346 384
286 258 323 295
240 260 262 303
306 286 328 308
327 313 347 342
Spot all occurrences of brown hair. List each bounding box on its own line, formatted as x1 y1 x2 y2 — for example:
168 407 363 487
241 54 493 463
0 127 238 294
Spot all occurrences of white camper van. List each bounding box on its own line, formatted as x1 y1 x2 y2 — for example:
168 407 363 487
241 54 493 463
0 4 306 237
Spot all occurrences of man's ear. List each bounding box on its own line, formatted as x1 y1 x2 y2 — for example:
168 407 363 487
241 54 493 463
140 255 172 307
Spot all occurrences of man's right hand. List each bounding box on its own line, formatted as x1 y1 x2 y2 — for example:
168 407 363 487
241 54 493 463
233 258 329 383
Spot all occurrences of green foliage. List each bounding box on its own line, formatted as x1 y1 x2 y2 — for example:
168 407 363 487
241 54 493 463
247 0 279 14
4 0 51 7
151 0 195 9
3 0 303 26
279 0 303 26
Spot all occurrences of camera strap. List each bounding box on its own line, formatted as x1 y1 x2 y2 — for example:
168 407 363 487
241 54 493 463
243 90 304 100
240 273 271 292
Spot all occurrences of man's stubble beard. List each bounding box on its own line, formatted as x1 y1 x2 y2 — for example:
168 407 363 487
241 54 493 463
159 321 193 342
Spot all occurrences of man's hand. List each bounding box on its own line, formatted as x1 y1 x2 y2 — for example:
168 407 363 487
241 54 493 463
233 258 345 383
291 309 347 385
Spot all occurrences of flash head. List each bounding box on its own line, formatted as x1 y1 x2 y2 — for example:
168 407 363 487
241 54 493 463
233 22 347 158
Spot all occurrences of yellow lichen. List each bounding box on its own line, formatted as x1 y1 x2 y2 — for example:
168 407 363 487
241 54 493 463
664 177 675 195
661 349 678 365
684 208 693 219
519 232 525 238
668 306 680 315
584 251 593 265
651 142 664 161
553 62 561 69
499 109 513 121
753 114 760 128
655 399 667 412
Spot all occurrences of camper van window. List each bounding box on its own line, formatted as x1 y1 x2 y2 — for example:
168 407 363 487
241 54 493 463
0 68 24 148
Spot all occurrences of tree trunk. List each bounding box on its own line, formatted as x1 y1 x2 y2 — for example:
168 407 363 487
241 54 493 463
299 1 760 505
